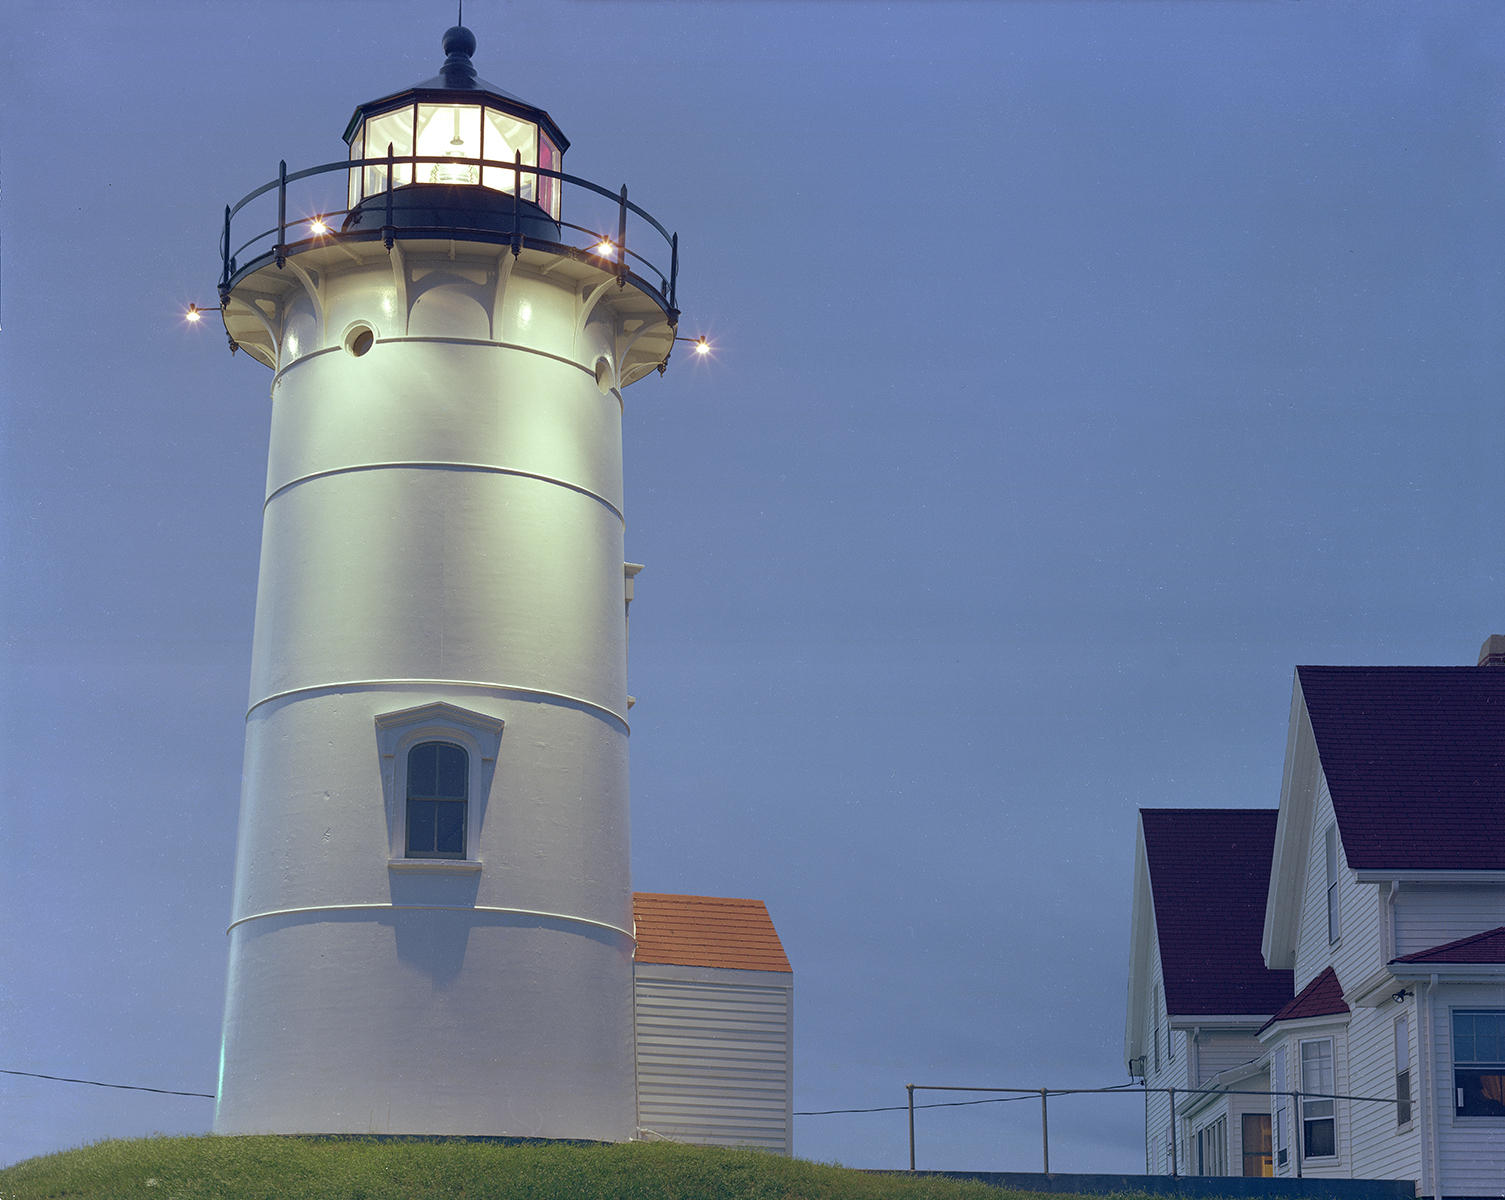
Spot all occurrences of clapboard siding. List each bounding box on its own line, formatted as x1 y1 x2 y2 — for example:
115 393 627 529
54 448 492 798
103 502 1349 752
1197 1034 1264 1086
1343 999 1421 1182
634 964 793 1154
1295 774 1384 996
1425 982 1505 1197
1394 886 1505 958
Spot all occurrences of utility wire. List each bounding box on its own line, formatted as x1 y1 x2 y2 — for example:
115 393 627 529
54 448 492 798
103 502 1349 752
1 1069 215 1099
3 1066 1144 1114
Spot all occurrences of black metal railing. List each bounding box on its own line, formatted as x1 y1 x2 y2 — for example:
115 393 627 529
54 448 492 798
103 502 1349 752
217 152 679 321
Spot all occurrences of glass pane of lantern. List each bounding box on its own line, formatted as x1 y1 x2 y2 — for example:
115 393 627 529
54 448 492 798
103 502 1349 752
482 108 537 201
347 123 364 210
362 106 416 197
538 132 560 220
417 103 481 185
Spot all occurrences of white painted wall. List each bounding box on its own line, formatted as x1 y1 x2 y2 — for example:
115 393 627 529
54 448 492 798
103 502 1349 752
1344 997 1421 1184
1196 1033 1264 1086
634 962 794 1154
1293 774 1385 997
1422 981 1505 1198
1394 886 1505 958
215 236 662 1140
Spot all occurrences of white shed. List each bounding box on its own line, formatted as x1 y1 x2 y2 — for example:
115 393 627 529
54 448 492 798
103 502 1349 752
632 893 794 1154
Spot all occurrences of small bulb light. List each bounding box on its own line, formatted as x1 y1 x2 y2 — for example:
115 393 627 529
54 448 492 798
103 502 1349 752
186 305 202 322
694 337 710 356
309 217 330 236
593 237 615 259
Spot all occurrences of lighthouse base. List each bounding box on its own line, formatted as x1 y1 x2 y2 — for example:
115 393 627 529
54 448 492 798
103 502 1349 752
213 910 636 1141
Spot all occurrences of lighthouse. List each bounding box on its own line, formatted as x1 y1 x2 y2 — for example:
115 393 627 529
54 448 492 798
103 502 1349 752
209 25 681 1140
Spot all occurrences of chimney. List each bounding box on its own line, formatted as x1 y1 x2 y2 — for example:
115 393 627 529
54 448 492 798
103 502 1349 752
1478 634 1505 667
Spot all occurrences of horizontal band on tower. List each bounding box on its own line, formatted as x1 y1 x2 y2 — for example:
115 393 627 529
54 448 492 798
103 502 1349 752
226 901 635 941
263 460 625 521
247 677 630 732
272 336 602 390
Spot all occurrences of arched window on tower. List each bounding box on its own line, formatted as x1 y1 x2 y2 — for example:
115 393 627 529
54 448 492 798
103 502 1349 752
406 741 468 859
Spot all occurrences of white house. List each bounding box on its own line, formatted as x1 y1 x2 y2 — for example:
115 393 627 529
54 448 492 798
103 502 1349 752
1125 638 1505 1197
1125 808 1294 1178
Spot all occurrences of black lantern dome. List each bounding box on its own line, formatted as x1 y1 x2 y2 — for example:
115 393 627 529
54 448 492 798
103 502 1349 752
341 25 570 238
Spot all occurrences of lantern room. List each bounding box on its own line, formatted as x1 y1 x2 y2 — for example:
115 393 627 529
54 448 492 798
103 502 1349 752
342 25 569 220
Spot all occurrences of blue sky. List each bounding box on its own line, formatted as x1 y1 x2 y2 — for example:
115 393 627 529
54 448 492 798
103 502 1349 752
2 0 1502 1173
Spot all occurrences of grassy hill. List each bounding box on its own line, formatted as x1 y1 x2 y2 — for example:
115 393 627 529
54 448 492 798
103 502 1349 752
0 1136 1089 1200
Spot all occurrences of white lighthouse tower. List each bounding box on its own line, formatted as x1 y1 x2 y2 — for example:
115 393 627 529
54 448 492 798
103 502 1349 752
210 25 682 1140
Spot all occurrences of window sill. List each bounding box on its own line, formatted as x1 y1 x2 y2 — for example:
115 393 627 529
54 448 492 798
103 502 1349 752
388 858 481 874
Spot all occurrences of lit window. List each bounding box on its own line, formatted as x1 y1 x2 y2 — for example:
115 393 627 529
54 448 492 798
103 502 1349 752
1241 1113 1272 1178
417 103 483 185
405 741 467 859
481 107 538 200
1452 1010 1505 1117
362 106 417 197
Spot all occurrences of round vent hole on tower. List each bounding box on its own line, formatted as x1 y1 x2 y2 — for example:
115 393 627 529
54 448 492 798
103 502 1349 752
594 356 615 393
344 324 376 357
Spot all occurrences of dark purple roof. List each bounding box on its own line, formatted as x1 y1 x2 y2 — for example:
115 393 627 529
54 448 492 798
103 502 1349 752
1260 966 1349 1033
1297 666 1505 872
1393 926 1505 965
1141 809 1294 1018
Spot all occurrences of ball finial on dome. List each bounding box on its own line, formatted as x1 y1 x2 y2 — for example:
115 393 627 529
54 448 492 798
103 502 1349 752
442 25 477 60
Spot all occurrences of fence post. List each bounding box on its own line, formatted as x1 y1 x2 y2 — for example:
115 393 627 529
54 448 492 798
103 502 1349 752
1040 1089 1050 1173
383 143 395 251
616 185 628 287
1169 1087 1177 1177
1143 1080 1150 1175
511 150 522 256
1292 1092 1302 1178
275 160 287 268
907 1085 916 1171
669 231 679 314
220 204 233 306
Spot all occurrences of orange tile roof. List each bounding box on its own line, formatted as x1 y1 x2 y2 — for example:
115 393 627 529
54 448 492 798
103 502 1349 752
632 892 791 973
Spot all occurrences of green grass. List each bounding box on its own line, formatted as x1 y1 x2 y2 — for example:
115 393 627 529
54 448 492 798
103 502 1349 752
0 1136 1079 1200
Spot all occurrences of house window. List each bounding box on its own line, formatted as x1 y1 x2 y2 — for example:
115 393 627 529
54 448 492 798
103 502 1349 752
1452 1010 1505 1117
1242 1113 1272 1177
1153 985 1161 1072
1272 1046 1289 1168
1300 1037 1336 1157
405 740 467 859
1394 1015 1412 1126
1324 823 1340 944
1196 1115 1227 1175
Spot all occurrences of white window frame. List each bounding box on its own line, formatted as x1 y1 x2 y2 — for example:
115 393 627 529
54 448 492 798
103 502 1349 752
1450 1008 1505 1121
1324 823 1341 945
374 701 504 867
1394 1013 1412 1129
1272 1045 1289 1169
1153 984 1162 1072
1299 1036 1337 1159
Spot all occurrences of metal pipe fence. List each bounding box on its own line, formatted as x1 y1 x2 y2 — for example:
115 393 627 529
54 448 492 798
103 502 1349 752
904 1083 1405 1178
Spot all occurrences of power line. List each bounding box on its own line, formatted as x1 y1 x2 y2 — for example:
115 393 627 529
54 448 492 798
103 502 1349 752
1 1068 215 1099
